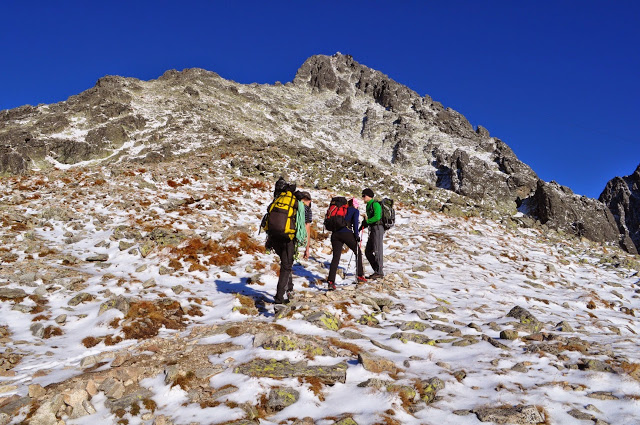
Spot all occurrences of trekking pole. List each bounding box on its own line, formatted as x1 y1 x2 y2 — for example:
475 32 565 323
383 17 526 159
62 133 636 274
346 251 354 276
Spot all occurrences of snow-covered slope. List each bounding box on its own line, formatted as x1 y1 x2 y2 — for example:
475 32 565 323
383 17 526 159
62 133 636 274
0 153 638 424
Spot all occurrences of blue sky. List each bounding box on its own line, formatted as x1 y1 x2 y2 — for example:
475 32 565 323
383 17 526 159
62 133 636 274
2 1 638 198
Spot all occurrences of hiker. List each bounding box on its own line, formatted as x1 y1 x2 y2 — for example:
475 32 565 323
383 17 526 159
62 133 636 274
326 198 366 290
300 191 313 259
263 179 307 305
359 188 384 279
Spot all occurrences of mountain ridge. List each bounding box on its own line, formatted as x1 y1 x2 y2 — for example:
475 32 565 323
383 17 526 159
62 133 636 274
0 53 634 253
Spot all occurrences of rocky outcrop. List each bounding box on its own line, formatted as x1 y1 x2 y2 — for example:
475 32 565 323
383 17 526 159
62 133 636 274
599 164 640 254
529 180 621 246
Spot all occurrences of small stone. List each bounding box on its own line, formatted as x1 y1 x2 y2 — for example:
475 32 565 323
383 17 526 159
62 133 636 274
340 330 367 340
139 241 155 258
420 377 445 404
142 278 156 289
567 408 594 420
55 314 67 324
586 391 619 400
86 380 98 397
0 288 27 300
28 384 46 399
453 370 466 382
68 292 94 306
172 285 184 294
86 253 109 262
159 266 171 275
500 329 519 340
153 415 174 425
579 359 615 373
474 404 544 424
556 321 574 332
135 264 148 272
29 401 58 425
468 322 482 332
80 355 99 367
30 323 45 338
99 378 125 399
266 387 300 412
511 362 528 373
0 384 18 394
358 352 397 374
586 404 602 414
119 241 135 251
369 339 400 353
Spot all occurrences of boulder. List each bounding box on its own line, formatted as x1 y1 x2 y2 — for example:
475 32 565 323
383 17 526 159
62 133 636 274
530 180 620 247
599 164 640 253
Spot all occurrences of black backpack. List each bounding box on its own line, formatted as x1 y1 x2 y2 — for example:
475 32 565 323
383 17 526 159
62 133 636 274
324 196 349 232
379 198 395 230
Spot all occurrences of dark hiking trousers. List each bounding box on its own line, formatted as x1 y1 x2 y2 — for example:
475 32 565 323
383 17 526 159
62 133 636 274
365 223 384 276
328 231 364 283
271 236 295 302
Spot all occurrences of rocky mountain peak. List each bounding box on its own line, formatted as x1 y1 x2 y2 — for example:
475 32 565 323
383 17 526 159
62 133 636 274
0 53 637 253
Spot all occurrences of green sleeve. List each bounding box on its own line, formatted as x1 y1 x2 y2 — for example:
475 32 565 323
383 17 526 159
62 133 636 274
367 201 382 224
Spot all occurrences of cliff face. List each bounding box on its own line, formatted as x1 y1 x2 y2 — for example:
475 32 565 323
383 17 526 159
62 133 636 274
0 53 631 251
600 164 640 254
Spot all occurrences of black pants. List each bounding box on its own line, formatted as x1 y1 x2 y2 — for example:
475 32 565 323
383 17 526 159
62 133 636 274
365 224 384 276
271 236 294 302
328 231 364 283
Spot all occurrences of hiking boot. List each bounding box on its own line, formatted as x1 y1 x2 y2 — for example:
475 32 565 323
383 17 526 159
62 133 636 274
274 297 290 305
367 273 384 280
356 275 367 284
327 281 336 291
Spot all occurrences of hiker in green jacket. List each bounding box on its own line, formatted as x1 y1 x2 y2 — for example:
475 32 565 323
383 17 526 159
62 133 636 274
359 188 384 279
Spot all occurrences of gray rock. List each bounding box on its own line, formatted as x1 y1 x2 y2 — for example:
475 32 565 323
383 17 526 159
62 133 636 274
68 292 94 306
0 288 26 300
391 332 435 345
420 377 445 403
28 401 58 425
305 311 340 331
556 321 574 332
142 278 156 288
506 306 541 332
235 359 347 384
531 180 621 248
266 387 300 412
474 404 544 424
86 253 109 262
599 164 640 253
500 330 519 340
567 409 595 421
98 378 125 399
99 295 130 315
30 323 45 338
586 391 619 400
579 359 615 373
119 241 135 251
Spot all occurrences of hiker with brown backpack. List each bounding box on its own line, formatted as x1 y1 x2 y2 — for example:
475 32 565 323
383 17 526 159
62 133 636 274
325 197 365 290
